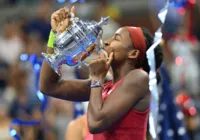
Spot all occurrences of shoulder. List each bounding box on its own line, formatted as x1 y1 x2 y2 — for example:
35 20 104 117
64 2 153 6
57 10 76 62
124 69 149 86
68 115 86 128
121 69 149 97
66 115 86 139
67 116 84 132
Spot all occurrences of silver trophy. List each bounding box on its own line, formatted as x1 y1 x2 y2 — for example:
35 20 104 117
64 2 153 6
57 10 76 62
42 13 109 75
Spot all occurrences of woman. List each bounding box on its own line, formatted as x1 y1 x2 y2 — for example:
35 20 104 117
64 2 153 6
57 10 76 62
40 6 163 140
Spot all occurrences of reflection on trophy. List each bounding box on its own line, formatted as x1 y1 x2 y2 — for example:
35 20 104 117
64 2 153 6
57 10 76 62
42 13 109 75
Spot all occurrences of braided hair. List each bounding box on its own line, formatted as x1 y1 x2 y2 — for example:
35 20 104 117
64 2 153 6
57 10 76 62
141 28 163 83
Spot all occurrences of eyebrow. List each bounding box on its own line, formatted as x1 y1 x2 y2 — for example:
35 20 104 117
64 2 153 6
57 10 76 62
114 33 123 39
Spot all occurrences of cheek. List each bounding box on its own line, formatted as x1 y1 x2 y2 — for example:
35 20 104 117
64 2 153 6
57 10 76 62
114 51 126 59
112 48 127 62
105 41 127 60
107 42 122 53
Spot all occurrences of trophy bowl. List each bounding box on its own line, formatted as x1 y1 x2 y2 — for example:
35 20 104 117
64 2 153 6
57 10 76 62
42 14 109 75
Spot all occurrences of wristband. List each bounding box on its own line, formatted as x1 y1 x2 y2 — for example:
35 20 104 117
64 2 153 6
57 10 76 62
91 80 104 88
47 30 56 48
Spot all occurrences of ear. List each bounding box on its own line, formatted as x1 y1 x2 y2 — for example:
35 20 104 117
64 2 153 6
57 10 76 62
128 49 140 59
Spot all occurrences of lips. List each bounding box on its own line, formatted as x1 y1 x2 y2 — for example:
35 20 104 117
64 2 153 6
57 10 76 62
103 47 112 56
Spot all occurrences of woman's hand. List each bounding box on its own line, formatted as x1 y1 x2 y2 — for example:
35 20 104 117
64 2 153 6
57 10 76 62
89 52 113 81
51 6 76 33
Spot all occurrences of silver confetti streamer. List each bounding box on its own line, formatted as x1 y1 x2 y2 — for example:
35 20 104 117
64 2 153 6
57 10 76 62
147 1 169 139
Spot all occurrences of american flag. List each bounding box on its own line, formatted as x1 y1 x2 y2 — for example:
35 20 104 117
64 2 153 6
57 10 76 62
158 65 189 140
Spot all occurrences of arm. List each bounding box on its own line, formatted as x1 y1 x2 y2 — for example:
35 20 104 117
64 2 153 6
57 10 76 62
40 51 91 101
65 116 86 140
40 7 91 101
87 70 149 134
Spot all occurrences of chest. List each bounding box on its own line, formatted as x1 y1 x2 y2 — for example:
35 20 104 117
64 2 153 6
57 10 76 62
102 80 122 100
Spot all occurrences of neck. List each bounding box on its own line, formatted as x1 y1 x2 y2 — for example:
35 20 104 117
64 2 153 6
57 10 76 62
111 62 136 83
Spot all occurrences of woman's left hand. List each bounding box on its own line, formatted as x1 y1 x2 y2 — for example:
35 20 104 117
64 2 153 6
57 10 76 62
89 52 113 80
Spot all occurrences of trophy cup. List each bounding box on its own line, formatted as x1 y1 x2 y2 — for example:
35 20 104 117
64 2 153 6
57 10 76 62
42 13 109 75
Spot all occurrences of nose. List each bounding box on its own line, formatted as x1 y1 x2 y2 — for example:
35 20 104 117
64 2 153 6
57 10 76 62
104 39 111 46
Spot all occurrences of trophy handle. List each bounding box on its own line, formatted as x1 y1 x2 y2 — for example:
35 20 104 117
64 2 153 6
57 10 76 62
98 16 109 26
42 15 110 75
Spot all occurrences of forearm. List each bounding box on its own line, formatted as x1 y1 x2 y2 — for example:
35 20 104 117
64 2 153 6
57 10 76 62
40 48 60 93
88 77 104 121
40 47 91 101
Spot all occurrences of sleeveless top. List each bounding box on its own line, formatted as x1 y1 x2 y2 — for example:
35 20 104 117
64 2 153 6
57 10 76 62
85 79 150 140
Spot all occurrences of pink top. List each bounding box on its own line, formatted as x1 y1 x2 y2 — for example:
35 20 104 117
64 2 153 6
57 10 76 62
85 80 150 140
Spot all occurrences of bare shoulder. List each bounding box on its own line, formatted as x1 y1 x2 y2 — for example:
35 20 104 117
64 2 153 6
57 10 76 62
127 70 150 111
67 116 84 129
119 69 149 99
66 115 86 139
123 69 149 86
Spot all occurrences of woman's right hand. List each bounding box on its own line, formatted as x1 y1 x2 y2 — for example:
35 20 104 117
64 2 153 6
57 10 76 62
51 6 76 33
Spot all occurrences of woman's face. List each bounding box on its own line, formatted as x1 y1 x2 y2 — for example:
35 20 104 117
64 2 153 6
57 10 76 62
103 27 134 65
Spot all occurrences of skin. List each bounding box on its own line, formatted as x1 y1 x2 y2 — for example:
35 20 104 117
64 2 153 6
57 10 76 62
40 7 150 134
65 115 87 140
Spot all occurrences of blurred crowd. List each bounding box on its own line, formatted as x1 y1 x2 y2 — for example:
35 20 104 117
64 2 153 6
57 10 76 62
0 0 200 140
0 0 120 140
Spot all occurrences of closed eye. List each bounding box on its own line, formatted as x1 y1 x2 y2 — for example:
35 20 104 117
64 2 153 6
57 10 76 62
115 36 119 41
114 35 121 41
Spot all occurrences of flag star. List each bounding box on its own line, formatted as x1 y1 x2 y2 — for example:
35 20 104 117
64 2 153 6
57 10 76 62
176 111 184 120
173 99 176 105
75 103 83 111
167 129 174 137
178 127 186 136
157 125 162 134
158 114 164 122
160 103 167 110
